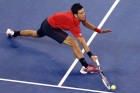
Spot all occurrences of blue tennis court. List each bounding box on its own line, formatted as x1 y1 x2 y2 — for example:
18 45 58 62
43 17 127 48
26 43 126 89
0 0 140 93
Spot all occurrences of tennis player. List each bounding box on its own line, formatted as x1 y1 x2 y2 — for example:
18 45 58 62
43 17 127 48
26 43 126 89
6 3 111 74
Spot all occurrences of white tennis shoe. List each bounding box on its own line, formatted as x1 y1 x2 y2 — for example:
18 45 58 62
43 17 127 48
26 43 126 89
6 28 15 37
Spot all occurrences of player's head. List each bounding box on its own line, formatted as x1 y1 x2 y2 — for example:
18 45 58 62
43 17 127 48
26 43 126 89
71 3 86 21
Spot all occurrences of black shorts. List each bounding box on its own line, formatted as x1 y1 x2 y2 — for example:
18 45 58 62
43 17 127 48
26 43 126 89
37 19 68 44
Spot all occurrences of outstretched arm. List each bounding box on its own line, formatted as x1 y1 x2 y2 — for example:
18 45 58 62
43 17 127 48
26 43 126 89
82 20 112 33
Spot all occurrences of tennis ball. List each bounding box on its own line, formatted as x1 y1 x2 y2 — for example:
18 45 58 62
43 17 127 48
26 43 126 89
111 85 116 90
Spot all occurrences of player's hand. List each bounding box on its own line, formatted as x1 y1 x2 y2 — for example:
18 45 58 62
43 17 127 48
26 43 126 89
100 29 112 34
91 55 98 63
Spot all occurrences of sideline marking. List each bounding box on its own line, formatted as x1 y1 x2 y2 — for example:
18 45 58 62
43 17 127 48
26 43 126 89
58 0 120 86
0 78 114 93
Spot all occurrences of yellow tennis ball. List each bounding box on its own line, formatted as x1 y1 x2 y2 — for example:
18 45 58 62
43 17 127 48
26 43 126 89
111 85 116 90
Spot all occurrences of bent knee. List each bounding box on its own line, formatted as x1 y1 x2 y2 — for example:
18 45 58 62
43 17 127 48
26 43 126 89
64 36 78 46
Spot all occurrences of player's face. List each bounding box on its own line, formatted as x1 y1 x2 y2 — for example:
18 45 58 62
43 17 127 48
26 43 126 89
76 8 86 21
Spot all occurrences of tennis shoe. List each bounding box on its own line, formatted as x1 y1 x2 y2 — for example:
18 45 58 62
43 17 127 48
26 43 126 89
6 28 15 38
80 64 99 74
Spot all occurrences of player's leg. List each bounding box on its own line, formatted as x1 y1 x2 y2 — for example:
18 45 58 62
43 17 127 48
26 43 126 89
63 36 99 74
6 29 44 38
20 30 38 37
6 29 39 37
63 36 83 59
6 19 46 38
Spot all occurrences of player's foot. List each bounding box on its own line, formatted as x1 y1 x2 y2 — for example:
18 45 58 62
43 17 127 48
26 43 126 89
6 28 15 38
80 64 99 74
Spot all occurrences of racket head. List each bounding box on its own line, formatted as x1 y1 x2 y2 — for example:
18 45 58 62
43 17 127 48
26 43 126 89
101 73 111 90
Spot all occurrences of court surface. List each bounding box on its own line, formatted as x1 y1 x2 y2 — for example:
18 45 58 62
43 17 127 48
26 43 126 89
0 0 140 93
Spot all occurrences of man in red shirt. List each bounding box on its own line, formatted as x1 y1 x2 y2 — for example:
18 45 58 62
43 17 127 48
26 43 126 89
6 3 111 74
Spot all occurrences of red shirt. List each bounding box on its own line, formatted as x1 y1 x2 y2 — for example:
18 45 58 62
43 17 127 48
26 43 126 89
48 10 86 38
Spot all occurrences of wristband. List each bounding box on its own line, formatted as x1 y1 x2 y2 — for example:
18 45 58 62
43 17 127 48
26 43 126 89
87 51 93 58
95 27 102 33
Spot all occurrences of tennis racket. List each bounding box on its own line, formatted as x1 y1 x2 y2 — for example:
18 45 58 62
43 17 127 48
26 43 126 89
96 59 111 90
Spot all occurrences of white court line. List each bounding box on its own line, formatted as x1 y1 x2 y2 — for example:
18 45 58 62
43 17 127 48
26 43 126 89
0 78 114 93
58 0 120 87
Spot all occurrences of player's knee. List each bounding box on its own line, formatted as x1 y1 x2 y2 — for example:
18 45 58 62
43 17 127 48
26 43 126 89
72 39 78 46
68 38 78 47
64 36 78 47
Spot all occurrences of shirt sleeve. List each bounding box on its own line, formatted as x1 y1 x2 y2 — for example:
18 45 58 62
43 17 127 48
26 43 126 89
70 27 83 38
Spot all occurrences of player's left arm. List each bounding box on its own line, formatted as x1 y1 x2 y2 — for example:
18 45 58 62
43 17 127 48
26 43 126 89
82 20 112 33
77 36 98 62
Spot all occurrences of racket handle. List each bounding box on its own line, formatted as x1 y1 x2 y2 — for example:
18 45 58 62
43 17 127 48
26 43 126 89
96 59 100 66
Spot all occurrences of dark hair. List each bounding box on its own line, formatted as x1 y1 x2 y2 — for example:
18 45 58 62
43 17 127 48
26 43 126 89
71 3 83 14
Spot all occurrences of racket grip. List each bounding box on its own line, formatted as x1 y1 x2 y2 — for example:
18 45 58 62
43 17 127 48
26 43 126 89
96 59 100 66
